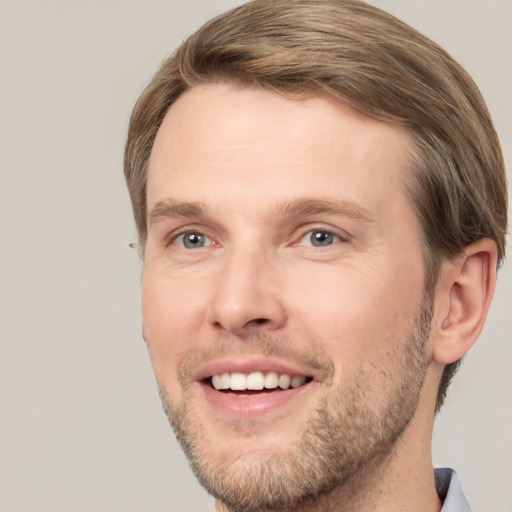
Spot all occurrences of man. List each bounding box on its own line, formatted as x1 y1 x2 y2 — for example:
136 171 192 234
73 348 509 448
123 1 508 511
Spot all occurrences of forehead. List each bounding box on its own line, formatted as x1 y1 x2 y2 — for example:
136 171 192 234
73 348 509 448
147 82 412 218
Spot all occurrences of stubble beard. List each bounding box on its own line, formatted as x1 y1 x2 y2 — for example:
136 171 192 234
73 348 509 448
157 297 433 512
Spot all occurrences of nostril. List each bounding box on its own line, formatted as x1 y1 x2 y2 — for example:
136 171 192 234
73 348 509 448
212 317 272 333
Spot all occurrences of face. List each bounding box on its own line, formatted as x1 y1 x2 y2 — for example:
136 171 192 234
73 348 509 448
142 82 432 511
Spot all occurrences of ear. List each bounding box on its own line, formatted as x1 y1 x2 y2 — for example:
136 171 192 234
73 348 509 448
431 238 497 364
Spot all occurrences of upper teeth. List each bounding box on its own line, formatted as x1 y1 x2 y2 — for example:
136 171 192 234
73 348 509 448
211 372 307 391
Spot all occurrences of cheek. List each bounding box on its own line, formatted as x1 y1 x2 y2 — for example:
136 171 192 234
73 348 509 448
141 273 209 377
289 260 423 367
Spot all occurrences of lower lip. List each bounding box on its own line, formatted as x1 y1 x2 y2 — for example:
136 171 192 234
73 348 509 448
200 382 312 417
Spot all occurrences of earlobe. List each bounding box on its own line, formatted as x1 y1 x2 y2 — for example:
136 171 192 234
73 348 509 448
432 238 497 365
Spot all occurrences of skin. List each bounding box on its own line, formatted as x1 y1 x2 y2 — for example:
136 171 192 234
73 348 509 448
140 82 496 511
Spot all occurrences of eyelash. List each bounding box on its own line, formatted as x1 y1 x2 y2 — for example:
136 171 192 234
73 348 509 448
166 229 214 249
165 226 348 250
294 227 347 248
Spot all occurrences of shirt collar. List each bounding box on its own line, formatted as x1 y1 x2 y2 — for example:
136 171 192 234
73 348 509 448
435 468 472 512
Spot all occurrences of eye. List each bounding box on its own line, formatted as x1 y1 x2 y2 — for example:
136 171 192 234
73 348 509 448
174 232 213 249
298 229 341 247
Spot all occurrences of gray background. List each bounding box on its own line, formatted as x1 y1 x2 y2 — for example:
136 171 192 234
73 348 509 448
1 1 510 510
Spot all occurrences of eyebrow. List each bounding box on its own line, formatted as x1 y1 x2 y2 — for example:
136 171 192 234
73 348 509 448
148 199 208 225
275 197 375 223
148 197 375 225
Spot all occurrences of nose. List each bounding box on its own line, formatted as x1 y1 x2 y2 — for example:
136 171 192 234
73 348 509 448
208 248 287 337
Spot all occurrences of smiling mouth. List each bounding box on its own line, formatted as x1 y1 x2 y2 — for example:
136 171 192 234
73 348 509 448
208 371 313 392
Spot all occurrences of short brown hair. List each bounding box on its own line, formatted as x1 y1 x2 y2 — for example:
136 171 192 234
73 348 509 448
124 0 508 410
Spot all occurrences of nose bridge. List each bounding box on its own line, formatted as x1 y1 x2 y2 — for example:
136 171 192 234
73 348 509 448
209 242 286 335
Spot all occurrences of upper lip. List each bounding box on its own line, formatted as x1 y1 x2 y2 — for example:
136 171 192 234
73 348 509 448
193 357 317 382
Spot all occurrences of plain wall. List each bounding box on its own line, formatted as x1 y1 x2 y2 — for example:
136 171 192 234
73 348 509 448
1 1 510 511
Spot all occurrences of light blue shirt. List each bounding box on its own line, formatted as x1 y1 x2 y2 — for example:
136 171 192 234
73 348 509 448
436 468 472 512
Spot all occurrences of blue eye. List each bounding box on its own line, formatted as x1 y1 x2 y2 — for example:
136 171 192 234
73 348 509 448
175 232 212 249
299 230 340 247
